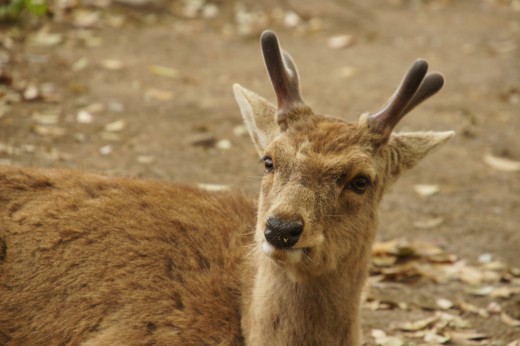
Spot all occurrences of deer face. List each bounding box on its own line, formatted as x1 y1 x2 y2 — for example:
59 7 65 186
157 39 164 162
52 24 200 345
234 31 454 281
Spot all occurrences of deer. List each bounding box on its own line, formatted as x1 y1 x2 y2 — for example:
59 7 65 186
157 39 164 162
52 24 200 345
0 30 453 346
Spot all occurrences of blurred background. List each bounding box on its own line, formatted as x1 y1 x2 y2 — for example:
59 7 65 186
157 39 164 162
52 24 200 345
0 0 519 344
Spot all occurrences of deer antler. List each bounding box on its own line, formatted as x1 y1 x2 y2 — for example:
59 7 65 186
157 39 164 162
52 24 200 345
261 30 306 119
367 59 445 139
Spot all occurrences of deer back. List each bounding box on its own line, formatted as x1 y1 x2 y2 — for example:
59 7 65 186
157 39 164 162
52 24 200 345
0 166 255 345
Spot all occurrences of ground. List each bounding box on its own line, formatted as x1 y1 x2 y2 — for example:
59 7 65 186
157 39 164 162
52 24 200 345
0 0 519 344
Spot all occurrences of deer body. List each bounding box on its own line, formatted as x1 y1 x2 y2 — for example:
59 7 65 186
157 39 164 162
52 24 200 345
0 31 453 345
0 167 254 345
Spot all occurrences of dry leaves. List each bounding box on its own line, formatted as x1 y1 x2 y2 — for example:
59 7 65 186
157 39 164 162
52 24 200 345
484 153 520 172
148 65 179 79
368 238 520 345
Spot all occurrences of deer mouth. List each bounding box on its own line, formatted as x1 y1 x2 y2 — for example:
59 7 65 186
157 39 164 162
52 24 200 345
261 242 311 264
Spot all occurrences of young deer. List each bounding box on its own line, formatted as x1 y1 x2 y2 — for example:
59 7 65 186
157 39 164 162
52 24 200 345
0 30 453 346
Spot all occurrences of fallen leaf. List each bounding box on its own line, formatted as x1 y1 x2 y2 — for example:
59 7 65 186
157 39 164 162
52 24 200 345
424 332 450 344
413 217 444 229
30 30 63 46
372 255 397 267
413 184 440 197
101 59 124 70
501 312 520 327
73 9 100 28
148 65 179 78
467 286 494 296
77 110 94 124
202 3 219 19
372 239 400 256
137 155 155 165
446 330 488 345
436 298 454 310
72 57 90 72
32 125 66 137
144 88 174 101
483 153 520 172
328 34 356 49
486 301 502 314
457 301 489 318
104 119 126 132
32 112 59 125
85 103 105 113
395 316 438 331
371 329 404 346
490 286 520 299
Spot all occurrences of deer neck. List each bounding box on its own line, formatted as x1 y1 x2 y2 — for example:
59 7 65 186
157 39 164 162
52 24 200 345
242 249 370 346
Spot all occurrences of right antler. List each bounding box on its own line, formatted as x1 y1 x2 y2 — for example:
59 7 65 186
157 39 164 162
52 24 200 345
367 59 445 139
261 30 307 119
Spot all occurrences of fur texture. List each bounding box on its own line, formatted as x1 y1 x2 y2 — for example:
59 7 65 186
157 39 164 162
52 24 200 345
0 167 255 345
234 96 453 345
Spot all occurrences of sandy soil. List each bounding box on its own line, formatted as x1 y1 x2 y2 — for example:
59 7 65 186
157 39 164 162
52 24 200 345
1 0 519 344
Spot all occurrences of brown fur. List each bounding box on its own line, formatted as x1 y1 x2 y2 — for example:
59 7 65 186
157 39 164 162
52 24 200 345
0 33 453 345
0 167 255 345
235 106 453 345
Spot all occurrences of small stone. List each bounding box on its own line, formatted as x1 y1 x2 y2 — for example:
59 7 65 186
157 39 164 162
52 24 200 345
284 11 300 28
24 84 40 100
232 125 248 136
478 253 493 263
77 110 94 124
216 139 232 150
328 35 356 49
99 145 113 155
413 184 440 197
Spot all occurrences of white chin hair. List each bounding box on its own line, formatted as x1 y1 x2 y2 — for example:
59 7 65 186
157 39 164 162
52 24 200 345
261 242 303 264
261 242 274 256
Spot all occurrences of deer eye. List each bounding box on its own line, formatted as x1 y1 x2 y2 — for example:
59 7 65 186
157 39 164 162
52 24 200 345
263 156 274 173
347 175 371 194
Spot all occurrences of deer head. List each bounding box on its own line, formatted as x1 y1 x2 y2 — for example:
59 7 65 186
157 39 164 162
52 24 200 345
234 31 453 282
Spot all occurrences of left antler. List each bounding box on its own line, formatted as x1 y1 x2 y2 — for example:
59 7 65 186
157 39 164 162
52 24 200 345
367 59 445 139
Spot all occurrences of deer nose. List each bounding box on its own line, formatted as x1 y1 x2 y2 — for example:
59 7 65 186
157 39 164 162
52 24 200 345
264 216 303 249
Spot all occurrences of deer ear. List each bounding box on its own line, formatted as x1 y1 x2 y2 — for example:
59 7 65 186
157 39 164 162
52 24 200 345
386 131 455 176
233 84 279 157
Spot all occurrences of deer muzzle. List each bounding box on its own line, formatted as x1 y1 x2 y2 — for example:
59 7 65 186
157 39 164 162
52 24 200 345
264 216 304 248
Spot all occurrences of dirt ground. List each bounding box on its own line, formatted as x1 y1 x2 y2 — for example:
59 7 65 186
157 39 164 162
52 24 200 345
1 0 519 344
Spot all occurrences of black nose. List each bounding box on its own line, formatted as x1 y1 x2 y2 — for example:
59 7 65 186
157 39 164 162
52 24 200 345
264 216 303 248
